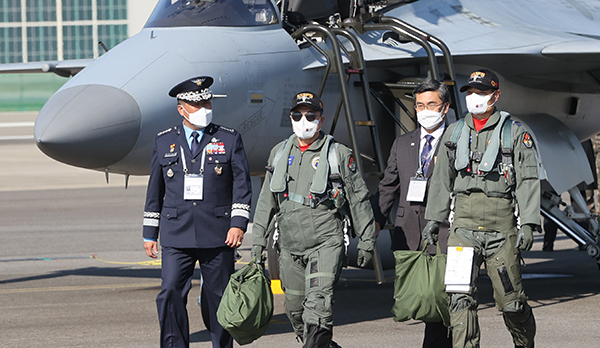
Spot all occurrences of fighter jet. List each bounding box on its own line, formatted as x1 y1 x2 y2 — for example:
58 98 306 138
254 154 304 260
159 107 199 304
3 0 600 272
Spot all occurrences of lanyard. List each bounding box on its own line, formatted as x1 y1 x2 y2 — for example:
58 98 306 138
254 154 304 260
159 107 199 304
180 146 206 175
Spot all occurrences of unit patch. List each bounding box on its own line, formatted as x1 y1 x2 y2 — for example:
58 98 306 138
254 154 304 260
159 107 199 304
206 142 226 155
523 132 533 148
348 156 356 172
311 156 320 170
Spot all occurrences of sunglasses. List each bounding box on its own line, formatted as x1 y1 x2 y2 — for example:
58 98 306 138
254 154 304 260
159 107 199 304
290 111 319 122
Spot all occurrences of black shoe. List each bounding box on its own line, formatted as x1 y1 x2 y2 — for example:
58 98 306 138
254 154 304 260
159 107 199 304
330 341 342 348
542 244 553 251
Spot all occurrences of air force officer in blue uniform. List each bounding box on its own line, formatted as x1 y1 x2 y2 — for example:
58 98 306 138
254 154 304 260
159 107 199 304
143 76 252 348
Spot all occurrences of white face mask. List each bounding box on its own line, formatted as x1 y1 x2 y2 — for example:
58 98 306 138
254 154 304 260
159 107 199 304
417 109 444 130
183 107 213 128
466 93 494 115
292 117 320 139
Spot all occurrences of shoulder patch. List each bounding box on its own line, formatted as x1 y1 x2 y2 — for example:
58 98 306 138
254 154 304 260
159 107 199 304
157 127 173 136
523 132 533 148
219 126 235 133
348 156 356 172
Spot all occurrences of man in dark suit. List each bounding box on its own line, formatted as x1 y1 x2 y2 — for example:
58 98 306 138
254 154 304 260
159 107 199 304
142 76 252 348
373 79 452 348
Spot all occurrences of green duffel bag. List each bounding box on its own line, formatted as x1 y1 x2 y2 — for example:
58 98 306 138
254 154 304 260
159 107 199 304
391 242 450 326
217 255 274 345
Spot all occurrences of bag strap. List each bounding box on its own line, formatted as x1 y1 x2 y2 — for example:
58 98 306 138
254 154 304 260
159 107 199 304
420 240 443 255
233 255 266 282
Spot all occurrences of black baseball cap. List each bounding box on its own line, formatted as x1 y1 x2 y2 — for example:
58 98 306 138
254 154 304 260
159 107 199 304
291 91 323 111
169 76 214 102
459 69 499 92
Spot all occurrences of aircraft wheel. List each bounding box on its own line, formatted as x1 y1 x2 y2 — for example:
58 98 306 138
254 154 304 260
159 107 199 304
267 234 280 280
587 244 599 258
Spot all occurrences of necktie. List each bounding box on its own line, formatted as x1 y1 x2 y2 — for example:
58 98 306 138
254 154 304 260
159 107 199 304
421 134 434 175
191 131 199 154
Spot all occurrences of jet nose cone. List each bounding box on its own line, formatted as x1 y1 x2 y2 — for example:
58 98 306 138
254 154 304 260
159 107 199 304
35 85 141 170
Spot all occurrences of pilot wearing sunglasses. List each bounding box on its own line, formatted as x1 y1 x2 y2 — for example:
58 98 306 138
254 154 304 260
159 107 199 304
251 91 377 348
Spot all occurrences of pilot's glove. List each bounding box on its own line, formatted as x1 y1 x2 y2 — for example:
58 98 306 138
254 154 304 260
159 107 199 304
516 224 535 251
251 245 265 263
357 249 374 268
422 221 441 245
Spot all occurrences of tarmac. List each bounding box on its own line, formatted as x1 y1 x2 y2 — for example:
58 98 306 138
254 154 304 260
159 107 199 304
1 112 600 348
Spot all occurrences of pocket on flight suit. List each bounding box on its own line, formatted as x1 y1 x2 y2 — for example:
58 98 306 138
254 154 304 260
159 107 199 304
517 151 539 180
487 231 526 309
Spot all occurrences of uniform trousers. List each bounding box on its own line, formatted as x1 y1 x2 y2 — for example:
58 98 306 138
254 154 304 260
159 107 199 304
278 235 345 347
157 246 234 348
447 227 535 348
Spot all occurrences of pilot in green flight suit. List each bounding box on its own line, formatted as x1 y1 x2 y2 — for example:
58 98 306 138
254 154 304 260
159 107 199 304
252 92 377 348
423 69 539 348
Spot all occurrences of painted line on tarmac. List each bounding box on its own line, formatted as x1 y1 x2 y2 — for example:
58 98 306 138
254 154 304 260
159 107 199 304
0 282 161 294
0 135 34 141
0 122 34 128
0 256 92 262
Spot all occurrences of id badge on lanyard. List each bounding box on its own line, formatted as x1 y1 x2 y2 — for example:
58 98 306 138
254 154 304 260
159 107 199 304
181 146 205 200
184 174 204 200
406 176 428 202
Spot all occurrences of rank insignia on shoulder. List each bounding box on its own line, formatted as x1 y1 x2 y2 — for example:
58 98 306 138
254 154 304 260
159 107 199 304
220 126 234 133
311 156 320 170
523 132 533 148
348 156 356 172
157 128 173 136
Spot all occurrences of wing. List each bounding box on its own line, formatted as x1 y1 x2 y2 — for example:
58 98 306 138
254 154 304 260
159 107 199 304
298 0 600 92
347 0 600 93
0 59 94 77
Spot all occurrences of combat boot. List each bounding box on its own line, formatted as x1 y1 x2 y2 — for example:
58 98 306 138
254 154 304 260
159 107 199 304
303 324 332 348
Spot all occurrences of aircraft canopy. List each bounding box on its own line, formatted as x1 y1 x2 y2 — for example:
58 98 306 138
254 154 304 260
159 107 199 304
145 0 279 28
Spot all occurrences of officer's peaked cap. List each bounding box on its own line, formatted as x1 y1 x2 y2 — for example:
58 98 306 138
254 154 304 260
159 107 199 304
169 76 214 102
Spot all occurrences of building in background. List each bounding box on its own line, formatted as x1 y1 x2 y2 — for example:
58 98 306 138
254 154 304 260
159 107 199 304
0 0 157 111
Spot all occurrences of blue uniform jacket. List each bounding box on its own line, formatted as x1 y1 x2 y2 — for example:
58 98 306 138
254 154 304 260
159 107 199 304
143 123 252 248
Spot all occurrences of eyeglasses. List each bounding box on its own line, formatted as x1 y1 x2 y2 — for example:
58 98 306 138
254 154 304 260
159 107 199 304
414 102 443 111
290 111 319 122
